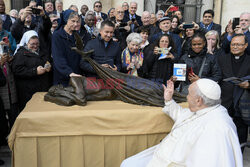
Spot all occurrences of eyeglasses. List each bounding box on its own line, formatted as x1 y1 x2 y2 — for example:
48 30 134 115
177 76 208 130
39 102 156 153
230 43 246 47
95 5 102 8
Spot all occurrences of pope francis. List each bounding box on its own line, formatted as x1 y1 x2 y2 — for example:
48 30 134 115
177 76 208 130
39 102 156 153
121 78 243 167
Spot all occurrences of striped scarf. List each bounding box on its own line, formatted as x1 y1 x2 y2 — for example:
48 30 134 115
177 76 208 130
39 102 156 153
122 47 143 76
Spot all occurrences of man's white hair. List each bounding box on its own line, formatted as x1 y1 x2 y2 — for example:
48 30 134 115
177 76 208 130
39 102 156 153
240 12 250 18
142 11 150 18
130 1 138 6
156 10 164 17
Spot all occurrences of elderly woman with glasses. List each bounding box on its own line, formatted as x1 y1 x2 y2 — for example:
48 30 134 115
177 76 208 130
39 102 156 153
12 30 51 111
121 33 143 76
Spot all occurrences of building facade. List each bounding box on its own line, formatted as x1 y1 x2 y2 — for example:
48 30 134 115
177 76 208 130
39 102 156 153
5 0 250 31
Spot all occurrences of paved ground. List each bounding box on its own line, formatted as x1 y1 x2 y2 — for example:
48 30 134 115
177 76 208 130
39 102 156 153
0 138 250 167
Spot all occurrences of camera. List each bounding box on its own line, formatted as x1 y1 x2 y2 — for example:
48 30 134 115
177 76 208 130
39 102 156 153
131 18 136 22
183 23 194 29
31 8 41 15
157 48 170 55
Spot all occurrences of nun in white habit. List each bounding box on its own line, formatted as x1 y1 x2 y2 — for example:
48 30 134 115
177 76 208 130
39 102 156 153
121 78 243 167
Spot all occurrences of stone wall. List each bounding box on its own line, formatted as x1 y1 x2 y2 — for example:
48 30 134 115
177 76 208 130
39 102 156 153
62 0 144 16
220 0 250 31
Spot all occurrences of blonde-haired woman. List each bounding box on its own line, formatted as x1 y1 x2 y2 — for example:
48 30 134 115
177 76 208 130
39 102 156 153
205 30 224 57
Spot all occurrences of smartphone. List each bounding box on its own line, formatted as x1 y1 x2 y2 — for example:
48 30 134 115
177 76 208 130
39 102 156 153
188 67 194 75
183 24 194 29
2 37 8 44
232 17 240 30
31 8 41 15
3 45 8 54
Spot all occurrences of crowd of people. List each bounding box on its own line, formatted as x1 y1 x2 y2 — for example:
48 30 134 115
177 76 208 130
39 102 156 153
0 0 249 166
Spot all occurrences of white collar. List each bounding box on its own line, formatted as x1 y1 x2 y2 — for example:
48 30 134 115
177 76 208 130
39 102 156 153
195 105 219 116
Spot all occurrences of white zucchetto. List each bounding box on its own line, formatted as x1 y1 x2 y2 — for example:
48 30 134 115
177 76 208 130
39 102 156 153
196 79 221 100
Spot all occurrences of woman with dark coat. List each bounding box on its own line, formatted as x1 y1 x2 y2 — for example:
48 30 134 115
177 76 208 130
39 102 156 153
179 32 222 94
52 10 83 86
143 34 177 84
12 30 51 111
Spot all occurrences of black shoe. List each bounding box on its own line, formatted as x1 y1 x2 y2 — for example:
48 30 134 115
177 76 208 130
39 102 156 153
0 159 4 166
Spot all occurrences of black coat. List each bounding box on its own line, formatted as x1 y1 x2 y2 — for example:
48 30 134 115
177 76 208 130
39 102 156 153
113 24 131 51
180 50 222 83
181 37 192 55
123 13 143 31
221 31 250 55
150 32 183 61
78 26 92 46
81 35 122 77
218 53 250 116
3 14 12 31
52 27 82 86
38 15 52 56
10 18 37 44
143 48 174 84
94 12 108 20
0 68 7 146
134 24 160 39
199 22 222 37
12 47 51 111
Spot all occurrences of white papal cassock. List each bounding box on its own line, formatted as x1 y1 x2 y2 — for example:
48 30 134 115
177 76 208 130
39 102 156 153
121 100 243 167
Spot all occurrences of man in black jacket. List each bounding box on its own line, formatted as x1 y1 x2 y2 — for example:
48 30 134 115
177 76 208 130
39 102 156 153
134 11 159 39
81 20 121 77
199 9 221 36
11 6 37 43
218 34 250 147
93 1 107 21
150 17 182 60
113 6 131 51
123 1 142 32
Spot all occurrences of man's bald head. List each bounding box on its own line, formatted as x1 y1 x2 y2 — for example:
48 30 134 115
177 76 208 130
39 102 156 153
141 11 151 26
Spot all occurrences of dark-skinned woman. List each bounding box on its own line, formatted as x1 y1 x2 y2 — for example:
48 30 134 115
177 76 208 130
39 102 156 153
179 31 222 94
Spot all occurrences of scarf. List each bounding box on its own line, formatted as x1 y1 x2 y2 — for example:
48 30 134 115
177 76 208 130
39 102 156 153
122 47 143 76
